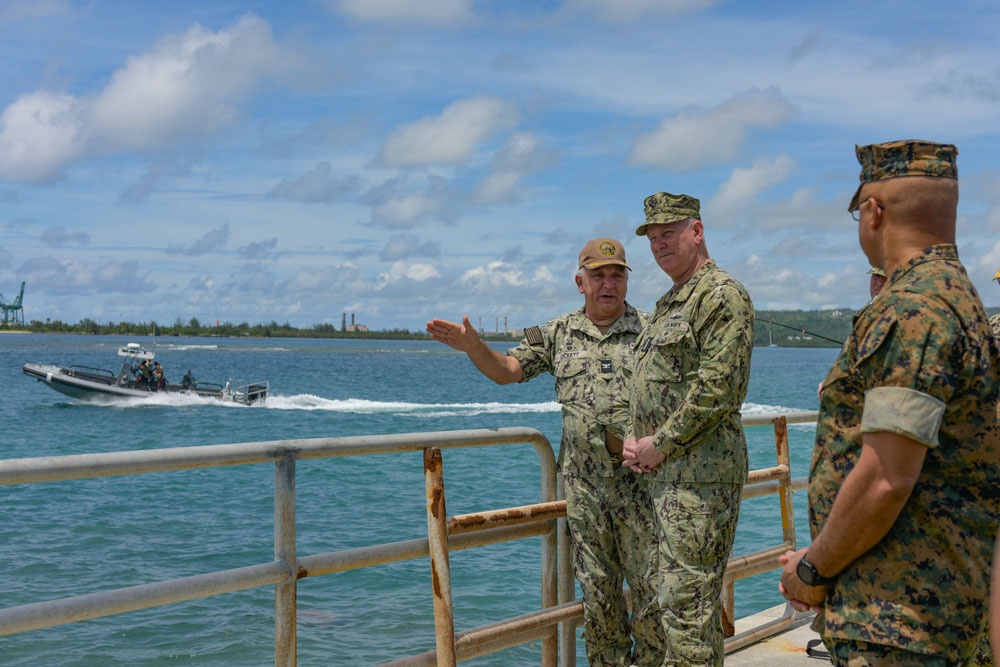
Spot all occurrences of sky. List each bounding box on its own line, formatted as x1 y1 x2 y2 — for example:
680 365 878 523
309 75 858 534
1 0 1000 332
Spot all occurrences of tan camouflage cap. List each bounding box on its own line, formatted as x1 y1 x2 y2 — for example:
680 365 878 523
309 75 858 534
636 192 701 236
848 139 958 212
866 266 886 277
578 238 630 270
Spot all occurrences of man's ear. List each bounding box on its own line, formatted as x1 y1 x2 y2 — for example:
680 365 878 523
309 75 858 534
575 274 584 294
870 202 885 230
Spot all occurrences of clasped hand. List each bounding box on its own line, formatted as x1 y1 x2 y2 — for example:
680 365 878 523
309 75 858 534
778 549 827 612
621 436 666 473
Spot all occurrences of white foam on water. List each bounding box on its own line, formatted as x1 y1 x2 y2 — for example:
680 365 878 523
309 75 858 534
260 394 561 415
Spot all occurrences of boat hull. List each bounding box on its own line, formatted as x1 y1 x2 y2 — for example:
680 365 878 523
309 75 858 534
22 363 267 405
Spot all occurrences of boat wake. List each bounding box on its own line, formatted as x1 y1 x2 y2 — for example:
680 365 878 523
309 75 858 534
67 396 811 424
261 394 561 416
81 392 254 409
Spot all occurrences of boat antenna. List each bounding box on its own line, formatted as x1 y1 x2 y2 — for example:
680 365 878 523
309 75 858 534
759 318 844 346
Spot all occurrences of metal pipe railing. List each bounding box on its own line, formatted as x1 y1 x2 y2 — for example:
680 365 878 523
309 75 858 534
0 427 559 667
0 412 819 665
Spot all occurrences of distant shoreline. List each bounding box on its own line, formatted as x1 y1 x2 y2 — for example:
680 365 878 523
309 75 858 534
1 328 842 348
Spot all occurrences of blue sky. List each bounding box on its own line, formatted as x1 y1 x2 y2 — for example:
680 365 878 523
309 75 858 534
2 0 999 331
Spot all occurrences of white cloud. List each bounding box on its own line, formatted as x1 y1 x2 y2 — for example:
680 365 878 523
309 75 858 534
375 261 441 289
973 240 1000 277
709 154 797 215
18 255 155 294
363 176 458 228
166 223 230 256
378 96 519 167
0 14 283 184
460 260 528 289
0 91 84 182
629 87 796 170
40 225 90 247
380 233 440 261
269 162 363 203
370 191 443 228
332 0 473 25
89 14 281 151
471 131 557 205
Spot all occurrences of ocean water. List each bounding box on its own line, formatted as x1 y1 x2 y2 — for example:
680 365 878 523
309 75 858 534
0 334 837 666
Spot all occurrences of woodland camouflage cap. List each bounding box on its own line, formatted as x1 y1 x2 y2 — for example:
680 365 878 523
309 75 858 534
848 139 958 212
636 192 701 236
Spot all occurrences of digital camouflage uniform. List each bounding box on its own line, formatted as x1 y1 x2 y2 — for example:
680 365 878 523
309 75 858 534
508 304 663 667
810 245 1000 663
990 313 1000 340
628 260 755 667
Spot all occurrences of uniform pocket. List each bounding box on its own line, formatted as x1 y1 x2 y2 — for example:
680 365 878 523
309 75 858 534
553 354 588 404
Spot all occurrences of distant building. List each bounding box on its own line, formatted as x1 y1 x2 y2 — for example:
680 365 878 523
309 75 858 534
344 312 367 333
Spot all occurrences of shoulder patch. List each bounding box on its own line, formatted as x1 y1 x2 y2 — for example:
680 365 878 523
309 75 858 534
524 326 543 346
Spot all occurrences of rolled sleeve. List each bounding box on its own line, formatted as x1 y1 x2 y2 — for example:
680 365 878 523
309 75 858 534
861 386 945 447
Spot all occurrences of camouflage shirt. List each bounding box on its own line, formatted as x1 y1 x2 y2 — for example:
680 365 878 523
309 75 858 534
990 313 1000 340
508 304 647 478
810 244 1000 660
628 260 755 484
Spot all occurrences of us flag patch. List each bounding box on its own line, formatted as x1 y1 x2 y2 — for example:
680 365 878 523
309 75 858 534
524 326 543 346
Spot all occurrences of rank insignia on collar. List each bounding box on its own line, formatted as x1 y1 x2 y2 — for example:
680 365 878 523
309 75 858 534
600 359 613 373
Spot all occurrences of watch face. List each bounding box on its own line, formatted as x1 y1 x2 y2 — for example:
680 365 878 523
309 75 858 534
797 558 819 586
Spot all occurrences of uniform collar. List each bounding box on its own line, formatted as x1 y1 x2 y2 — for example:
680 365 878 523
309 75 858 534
884 244 958 290
572 303 642 336
657 259 717 309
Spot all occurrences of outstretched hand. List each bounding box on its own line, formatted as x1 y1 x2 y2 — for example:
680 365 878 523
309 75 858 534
426 315 480 353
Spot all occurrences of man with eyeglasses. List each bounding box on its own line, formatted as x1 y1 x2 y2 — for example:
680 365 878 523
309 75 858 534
779 140 1000 665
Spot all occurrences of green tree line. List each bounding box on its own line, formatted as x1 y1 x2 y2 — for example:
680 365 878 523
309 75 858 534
9 308 998 347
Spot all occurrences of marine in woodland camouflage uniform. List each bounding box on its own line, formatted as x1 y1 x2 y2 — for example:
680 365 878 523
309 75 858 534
426 239 663 667
623 193 755 666
779 140 1000 664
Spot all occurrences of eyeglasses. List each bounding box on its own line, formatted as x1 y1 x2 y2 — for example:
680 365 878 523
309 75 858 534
850 197 886 222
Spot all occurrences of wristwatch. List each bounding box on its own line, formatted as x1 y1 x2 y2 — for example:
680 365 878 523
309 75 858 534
796 554 836 587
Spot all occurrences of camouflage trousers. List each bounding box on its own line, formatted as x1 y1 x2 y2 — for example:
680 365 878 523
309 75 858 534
564 467 662 667
822 629 991 666
825 637 970 666
648 481 741 667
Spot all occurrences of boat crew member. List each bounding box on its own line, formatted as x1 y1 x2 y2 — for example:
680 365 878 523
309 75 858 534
427 239 663 666
779 140 1000 665
137 359 153 388
622 193 755 666
153 362 166 390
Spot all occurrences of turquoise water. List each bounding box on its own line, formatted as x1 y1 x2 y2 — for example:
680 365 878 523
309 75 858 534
0 334 836 665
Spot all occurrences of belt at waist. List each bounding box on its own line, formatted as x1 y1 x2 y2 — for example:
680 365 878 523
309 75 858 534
605 428 624 467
